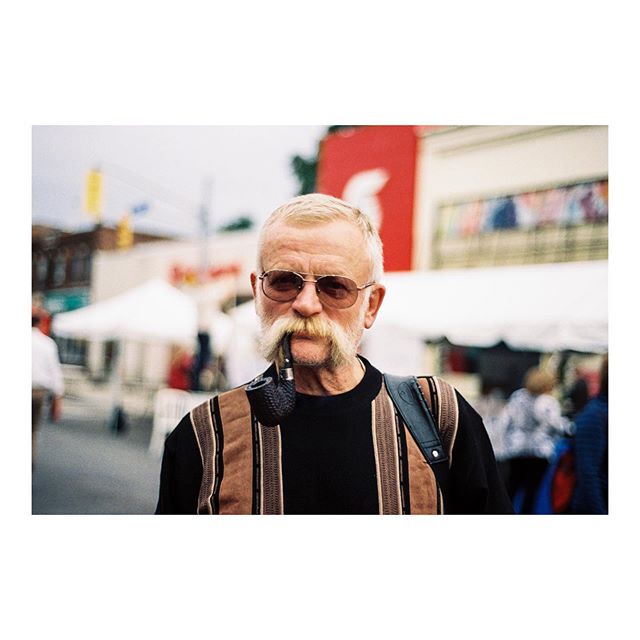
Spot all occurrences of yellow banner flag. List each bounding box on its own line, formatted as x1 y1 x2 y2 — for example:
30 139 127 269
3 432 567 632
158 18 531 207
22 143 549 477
85 169 103 220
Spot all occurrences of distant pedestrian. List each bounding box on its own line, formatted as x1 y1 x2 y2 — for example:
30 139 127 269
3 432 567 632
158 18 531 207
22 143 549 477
32 308 64 466
571 355 608 514
501 367 571 513
167 347 193 391
475 386 509 485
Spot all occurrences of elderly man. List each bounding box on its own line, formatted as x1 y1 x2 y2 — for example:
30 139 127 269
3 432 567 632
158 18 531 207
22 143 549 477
156 194 512 514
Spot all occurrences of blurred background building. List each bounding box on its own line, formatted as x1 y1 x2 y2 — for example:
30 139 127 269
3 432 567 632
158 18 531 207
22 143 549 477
32 222 171 367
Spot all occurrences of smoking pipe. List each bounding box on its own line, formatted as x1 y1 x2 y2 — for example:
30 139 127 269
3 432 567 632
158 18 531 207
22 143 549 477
245 332 296 427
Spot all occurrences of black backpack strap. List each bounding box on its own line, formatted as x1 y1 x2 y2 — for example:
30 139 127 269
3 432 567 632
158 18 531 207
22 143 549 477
383 373 450 496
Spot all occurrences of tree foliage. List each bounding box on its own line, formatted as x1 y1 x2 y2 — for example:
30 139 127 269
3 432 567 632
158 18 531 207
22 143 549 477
217 215 254 232
290 126 359 195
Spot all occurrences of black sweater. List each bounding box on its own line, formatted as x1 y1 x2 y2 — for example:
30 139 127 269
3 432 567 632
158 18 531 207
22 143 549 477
156 358 513 515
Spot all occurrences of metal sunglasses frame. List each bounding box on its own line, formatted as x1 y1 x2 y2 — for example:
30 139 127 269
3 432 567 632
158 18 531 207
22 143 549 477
258 269 376 309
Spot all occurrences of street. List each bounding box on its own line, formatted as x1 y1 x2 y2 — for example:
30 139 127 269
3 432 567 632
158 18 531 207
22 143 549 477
32 393 164 515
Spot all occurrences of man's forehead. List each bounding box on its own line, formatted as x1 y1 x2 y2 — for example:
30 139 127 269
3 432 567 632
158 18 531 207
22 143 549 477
259 219 370 273
261 217 363 243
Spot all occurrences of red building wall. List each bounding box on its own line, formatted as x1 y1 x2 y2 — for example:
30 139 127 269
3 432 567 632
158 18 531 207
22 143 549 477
317 126 419 271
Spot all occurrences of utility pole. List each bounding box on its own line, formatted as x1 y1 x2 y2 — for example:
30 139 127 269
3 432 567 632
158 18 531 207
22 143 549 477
193 176 214 392
199 177 213 283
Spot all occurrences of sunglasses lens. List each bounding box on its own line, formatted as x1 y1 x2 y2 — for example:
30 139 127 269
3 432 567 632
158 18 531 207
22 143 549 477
317 275 357 308
261 271 360 308
263 270 303 301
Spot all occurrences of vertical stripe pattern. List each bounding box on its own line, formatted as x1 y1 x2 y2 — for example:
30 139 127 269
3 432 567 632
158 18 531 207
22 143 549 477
217 387 255 514
404 425 439 514
190 400 217 515
371 389 403 514
189 375 459 516
417 376 460 513
430 377 459 464
258 423 284 514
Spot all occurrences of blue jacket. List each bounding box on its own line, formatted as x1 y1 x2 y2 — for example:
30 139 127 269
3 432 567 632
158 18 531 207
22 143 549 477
571 395 608 514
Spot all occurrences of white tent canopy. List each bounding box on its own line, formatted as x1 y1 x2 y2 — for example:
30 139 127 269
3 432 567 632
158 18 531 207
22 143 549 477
376 260 608 353
52 278 198 345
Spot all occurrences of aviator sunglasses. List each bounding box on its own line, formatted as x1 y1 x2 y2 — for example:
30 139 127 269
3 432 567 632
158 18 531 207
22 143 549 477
259 269 375 309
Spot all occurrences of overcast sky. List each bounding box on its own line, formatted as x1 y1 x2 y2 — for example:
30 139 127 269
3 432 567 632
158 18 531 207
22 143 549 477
32 125 327 238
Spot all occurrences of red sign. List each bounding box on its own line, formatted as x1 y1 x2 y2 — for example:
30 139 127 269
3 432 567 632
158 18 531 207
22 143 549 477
169 262 242 286
317 126 419 271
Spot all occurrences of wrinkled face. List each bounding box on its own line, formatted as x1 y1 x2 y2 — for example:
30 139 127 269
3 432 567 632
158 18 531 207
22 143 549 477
251 219 385 368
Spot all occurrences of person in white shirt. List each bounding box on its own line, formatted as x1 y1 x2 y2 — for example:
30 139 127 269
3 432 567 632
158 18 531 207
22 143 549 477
32 309 64 465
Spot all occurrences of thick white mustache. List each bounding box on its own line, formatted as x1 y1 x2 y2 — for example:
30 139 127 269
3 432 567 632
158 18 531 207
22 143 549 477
257 314 358 368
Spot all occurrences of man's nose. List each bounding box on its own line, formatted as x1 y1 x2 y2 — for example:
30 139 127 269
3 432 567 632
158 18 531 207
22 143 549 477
290 281 323 316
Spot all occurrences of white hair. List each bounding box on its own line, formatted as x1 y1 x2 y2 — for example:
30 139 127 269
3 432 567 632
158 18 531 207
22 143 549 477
257 193 384 282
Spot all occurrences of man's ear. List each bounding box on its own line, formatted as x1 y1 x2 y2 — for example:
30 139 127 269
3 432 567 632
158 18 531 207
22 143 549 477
250 272 257 298
363 284 386 329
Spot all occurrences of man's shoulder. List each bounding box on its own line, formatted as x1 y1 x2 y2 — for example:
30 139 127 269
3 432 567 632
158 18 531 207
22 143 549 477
576 395 608 426
189 383 253 418
412 373 462 402
411 374 486 425
381 371 443 384
382 372 464 405
32 329 59 355
534 393 561 413
588 394 608 412
415 373 450 387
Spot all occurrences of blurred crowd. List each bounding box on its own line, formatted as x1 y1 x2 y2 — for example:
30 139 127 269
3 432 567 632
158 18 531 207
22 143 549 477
481 354 608 514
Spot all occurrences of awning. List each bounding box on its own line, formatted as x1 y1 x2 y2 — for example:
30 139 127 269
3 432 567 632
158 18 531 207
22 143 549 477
51 278 198 344
376 261 607 353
